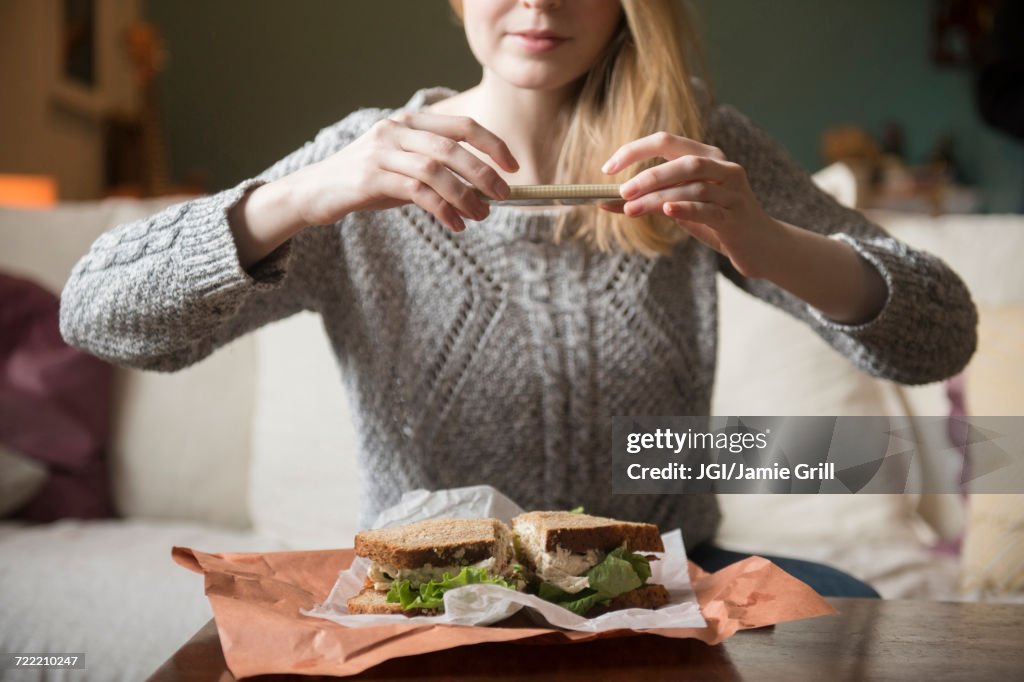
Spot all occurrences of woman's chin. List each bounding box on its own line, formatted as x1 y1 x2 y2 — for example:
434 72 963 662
494 68 584 93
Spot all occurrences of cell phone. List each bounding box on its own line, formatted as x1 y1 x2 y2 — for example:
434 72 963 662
474 184 625 206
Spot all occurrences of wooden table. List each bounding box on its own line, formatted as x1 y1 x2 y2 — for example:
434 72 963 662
149 598 1024 681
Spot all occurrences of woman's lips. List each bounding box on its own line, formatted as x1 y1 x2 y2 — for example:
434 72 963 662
510 33 569 53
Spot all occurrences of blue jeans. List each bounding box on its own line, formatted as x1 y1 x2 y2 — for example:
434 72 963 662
689 545 881 598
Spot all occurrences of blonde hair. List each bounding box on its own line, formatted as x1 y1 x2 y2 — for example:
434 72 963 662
447 0 711 256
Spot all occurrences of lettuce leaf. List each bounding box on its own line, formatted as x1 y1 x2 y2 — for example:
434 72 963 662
618 547 652 583
537 582 608 615
385 566 516 611
587 549 644 597
535 547 653 616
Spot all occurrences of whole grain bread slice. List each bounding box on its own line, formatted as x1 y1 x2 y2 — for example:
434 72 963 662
346 587 438 616
354 517 510 569
603 583 670 612
511 511 664 554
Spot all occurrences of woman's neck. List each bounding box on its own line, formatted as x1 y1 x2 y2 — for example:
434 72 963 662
427 73 579 185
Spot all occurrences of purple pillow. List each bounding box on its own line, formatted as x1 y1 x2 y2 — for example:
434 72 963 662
0 272 114 521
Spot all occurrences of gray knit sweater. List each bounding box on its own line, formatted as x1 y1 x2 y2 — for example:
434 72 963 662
60 86 977 547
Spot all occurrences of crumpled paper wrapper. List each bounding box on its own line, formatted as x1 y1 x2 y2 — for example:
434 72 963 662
173 486 836 678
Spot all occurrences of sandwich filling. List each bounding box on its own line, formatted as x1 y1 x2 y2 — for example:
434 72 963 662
370 521 522 611
368 556 501 591
512 515 661 615
514 522 602 593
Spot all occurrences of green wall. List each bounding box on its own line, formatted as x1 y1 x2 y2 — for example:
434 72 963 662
144 0 478 190
693 0 1023 211
146 0 1022 211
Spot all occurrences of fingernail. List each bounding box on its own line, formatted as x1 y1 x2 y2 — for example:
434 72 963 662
602 160 614 174
620 183 636 199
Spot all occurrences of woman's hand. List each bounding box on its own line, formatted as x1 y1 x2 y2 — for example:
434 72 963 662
601 132 889 324
293 112 520 232
600 132 783 278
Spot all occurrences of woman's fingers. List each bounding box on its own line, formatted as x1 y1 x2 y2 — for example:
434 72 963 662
388 111 520 175
379 150 490 225
602 189 727 251
662 203 724 251
676 220 725 252
600 189 726 252
622 182 731 217
373 167 468 232
620 156 739 200
664 201 727 233
602 132 725 174
395 126 511 201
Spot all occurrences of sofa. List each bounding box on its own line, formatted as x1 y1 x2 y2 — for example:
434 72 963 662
1 190 1022 681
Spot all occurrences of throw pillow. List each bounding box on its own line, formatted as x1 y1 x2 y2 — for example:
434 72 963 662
0 272 114 521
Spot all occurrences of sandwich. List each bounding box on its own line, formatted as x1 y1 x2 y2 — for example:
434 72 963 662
511 511 669 615
346 517 521 615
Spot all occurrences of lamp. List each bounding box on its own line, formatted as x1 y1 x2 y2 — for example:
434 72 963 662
0 175 58 208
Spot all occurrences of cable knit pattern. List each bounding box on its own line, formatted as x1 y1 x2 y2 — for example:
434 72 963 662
59 87 977 547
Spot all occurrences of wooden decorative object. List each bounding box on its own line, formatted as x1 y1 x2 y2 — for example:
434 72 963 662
104 21 204 198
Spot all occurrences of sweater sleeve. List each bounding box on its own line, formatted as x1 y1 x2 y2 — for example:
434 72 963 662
706 104 978 385
60 109 380 372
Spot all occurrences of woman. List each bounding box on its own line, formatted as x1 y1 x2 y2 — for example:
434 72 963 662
60 0 976 597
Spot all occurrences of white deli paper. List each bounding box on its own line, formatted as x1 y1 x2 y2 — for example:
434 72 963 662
303 486 706 632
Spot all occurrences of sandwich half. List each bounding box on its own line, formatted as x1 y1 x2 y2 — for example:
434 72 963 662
347 517 520 615
511 511 669 615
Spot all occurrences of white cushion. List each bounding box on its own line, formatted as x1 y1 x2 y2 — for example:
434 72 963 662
712 274 935 554
0 445 48 517
0 519 286 682
0 200 255 527
866 210 1024 306
0 201 162 296
109 340 255 528
711 211 1024 569
957 305 1024 600
964 304 1024 417
961 493 1024 600
712 274 905 418
248 311 362 549
878 214 1024 540
811 162 860 210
